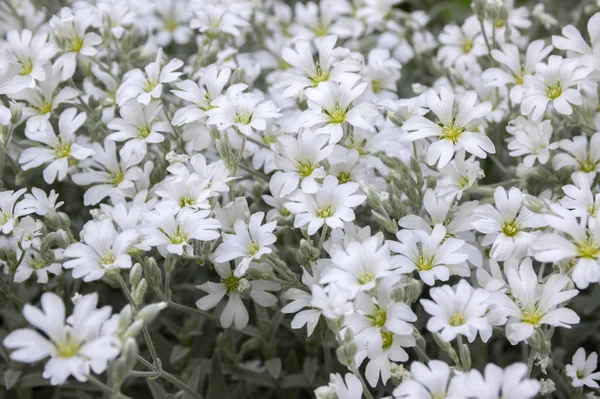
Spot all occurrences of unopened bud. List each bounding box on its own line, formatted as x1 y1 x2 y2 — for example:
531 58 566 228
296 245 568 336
134 279 148 307
144 257 162 288
129 263 142 287
136 302 167 324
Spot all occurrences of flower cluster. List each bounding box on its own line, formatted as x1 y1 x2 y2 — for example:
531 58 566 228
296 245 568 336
1 0 600 398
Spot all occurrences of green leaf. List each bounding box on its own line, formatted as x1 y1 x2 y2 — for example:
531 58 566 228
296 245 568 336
183 367 203 399
302 357 318 384
207 350 226 399
170 345 191 364
4 369 21 390
265 357 282 380
281 373 311 389
147 379 168 399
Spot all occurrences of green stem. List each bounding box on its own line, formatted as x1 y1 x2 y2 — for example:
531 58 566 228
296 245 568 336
116 274 160 367
137 356 204 399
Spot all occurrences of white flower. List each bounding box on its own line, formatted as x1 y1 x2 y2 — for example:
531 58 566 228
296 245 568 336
320 235 392 295
560 172 600 219
19 108 93 184
50 7 103 80
14 249 62 284
437 16 486 69
301 80 379 144
487 258 579 345
196 262 279 330
506 117 558 166
285 175 366 235
521 55 588 120
21 188 63 216
459 363 540 399
270 132 334 197
206 88 281 136
64 219 138 282
140 203 221 256
281 264 324 336
393 360 463 399
190 5 249 37
552 12 600 56
0 189 35 234
2 29 56 85
310 282 355 320
421 279 491 343
107 100 170 163
472 187 545 261
71 140 142 206
2 292 120 385
553 132 600 177
435 150 484 201
403 86 495 168
171 65 232 126
389 224 470 286
482 40 553 104
116 48 184 106
278 35 361 97
12 215 42 250
214 212 277 277
532 204 600 289
315 373 363 399
166 153 234 195
566 347 600 388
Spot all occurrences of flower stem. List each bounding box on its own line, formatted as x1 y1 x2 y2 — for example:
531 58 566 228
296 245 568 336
137 355 204 399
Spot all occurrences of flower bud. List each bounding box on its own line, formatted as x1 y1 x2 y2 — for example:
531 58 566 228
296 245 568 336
144 257 163 288
134 278 148 307
129 263 142 287
136 302 167 324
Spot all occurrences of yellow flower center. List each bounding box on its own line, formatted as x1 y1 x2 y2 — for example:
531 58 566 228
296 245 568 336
502 220 519 237
369 306 387 328
313 24 329 37
247 242 260 256
167 225 188 245
235 110 252 125
381 331 394 350
53 138 72 159
100 253 116 265
577 236 600 259
19 58 34 76
56 336 81 358
372 80 381 93
495 19 505 28
39 101 53 115
316 206 334 219
296 160 315 177
164 18 178 32
280 207 291 217
144 78 158 93
358 271 375 285
31 260 45 270
68 36 84 52
448 313 466 327
109 168 125 186
440 124 466 145
521 309 544 326
179 197 194 207
417 255 435 271
138 125 151 139
221 275 240 293
462 40 473 54
309 62 330 85
325 104 347 124
337 171 351 184
579 158 596 173
547 83 562 100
